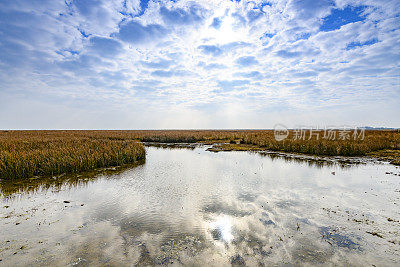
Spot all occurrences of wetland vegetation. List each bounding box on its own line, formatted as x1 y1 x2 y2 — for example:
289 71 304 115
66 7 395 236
1 129 399 180
0 131 145 180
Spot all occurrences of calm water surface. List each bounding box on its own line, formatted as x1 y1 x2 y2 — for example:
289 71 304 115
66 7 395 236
1 146 399 266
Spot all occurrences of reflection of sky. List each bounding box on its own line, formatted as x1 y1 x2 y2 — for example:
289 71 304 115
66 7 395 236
210 216 234 243
0 147 399 265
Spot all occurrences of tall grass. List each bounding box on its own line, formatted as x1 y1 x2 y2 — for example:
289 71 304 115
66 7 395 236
111 129 399 156
0 131 145 180
1 129 399 180
240 130 400 156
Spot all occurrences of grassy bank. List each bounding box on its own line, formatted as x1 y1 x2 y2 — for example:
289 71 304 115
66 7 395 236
0 131 145 180
223 130 400 156
91 129 399 157
106 129 399 158
1 129 399 180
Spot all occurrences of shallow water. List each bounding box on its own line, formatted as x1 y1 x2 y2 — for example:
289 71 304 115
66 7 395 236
1 146 399 266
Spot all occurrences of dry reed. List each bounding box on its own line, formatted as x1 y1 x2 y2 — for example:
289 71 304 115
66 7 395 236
0 131 145 180
1 129 399 180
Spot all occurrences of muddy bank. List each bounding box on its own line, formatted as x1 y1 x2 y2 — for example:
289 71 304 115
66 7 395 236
206 142 400 166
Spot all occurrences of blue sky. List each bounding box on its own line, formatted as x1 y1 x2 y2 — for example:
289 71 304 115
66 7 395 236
0 0 399 129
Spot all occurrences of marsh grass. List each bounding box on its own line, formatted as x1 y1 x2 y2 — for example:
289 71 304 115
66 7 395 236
0 131 145 180
125 129 399 157
1 129 399 180
240 130 400 156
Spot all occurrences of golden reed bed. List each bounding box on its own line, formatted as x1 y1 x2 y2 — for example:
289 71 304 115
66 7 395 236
1 129 399 180
0 131 145 180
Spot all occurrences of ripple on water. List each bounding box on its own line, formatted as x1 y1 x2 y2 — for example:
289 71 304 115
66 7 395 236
0 146 399 266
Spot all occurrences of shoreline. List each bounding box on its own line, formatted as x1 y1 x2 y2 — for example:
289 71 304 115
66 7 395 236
1 129 399 181
144 141 400 167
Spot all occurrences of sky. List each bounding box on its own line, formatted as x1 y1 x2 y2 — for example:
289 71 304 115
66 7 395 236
0 0 399 129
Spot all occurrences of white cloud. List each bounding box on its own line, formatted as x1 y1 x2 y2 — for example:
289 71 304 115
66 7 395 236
0 0 399 129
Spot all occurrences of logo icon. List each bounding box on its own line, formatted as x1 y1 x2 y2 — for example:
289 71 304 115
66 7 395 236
274 124 289 141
